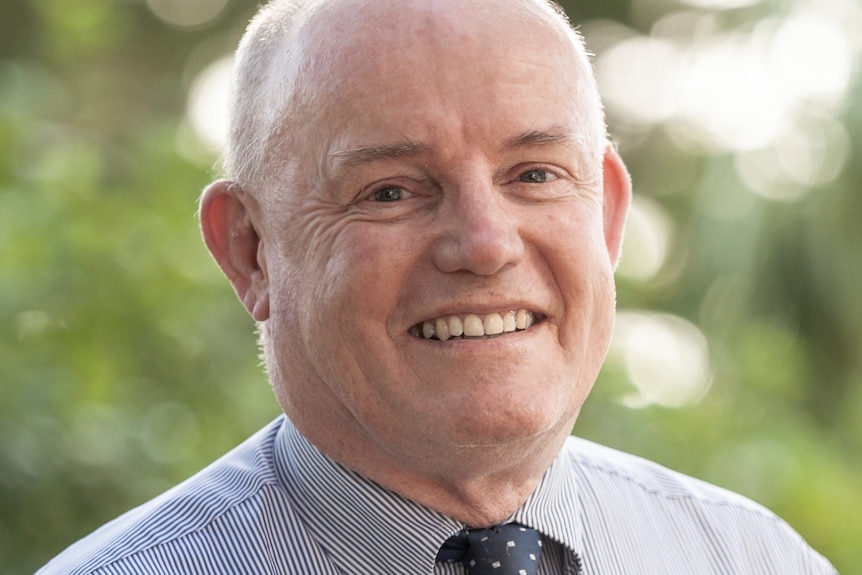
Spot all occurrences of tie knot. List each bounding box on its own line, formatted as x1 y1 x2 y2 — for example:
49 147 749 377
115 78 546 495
437 523 543 575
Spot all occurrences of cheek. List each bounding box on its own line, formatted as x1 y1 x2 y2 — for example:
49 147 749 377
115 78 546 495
269 204 356 302
539 206 617 339
538 203 609 280
309 223 421 331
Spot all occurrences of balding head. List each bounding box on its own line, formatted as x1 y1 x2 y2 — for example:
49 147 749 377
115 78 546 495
223 0 606 197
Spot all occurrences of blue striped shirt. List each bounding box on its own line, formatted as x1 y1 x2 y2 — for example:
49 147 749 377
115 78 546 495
38 415 836 574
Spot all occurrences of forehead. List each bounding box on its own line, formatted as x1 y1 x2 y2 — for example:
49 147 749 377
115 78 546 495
274 0 601 167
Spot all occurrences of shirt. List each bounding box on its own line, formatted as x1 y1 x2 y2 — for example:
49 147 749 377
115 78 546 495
38 415 837 574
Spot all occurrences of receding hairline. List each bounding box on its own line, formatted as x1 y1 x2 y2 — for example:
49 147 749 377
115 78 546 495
222 0 605 195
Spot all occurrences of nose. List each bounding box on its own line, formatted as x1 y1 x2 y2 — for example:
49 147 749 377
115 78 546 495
431 182 526 275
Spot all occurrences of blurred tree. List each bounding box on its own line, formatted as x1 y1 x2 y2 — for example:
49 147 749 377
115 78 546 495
1 0 858 573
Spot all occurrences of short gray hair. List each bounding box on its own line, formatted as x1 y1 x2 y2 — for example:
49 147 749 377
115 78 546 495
222 0 324 194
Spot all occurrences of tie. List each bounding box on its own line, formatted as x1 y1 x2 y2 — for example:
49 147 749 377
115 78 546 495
437 523 543 575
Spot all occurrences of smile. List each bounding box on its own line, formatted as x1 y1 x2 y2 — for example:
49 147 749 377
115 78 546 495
409 309 539 341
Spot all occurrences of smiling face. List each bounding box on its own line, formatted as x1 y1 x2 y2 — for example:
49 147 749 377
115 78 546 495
202 0 630 497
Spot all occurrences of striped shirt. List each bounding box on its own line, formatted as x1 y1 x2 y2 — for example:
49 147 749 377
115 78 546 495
38 415 836 574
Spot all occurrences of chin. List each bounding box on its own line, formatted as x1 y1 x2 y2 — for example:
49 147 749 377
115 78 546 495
439 401 573 449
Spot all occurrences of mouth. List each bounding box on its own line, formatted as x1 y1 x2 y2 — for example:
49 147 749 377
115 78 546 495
408 309 540 341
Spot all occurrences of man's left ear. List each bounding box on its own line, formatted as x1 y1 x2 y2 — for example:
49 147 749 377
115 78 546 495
601 145 632 268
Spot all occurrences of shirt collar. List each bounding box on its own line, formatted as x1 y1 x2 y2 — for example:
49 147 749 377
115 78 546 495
274 417 581 574
510 444 583 559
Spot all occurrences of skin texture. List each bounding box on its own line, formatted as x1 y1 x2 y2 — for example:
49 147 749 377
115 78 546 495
200 0 631 526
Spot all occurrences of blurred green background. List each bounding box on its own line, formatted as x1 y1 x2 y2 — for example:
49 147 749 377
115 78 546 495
1 0 859 572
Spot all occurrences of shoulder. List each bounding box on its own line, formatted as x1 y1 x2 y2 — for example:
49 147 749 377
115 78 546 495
561 435 758 506
37 417 295 575
559 436 836 573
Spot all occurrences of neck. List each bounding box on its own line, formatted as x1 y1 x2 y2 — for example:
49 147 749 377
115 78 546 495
293 405 573 527
385 438 569 527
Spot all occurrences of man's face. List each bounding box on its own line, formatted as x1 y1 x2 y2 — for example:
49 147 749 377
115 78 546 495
251 0 629 474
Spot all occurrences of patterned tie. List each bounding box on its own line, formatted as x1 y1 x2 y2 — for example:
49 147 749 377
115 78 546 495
437 523 543 575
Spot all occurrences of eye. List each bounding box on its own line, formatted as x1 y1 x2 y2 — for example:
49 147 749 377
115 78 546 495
372 186 406 202
518 169 554 184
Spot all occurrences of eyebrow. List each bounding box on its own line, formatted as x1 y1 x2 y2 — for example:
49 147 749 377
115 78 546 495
503 126 592 151
329 140 429 168
328 126 593 169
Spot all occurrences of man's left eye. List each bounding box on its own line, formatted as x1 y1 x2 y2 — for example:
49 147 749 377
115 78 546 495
373 186 405 202
518 169 553 183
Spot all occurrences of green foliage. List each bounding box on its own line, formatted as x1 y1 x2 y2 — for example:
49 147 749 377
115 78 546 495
1 0 859 573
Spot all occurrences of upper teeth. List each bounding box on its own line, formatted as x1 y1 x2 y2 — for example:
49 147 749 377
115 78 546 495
411 309 536 340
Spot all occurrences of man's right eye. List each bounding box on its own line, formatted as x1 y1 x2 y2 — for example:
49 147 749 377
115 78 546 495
373 186 404 202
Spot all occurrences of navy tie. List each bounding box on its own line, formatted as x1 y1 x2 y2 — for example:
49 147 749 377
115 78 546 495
437 523 543 575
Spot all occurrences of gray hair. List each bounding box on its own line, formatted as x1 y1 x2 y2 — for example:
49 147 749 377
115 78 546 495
222 0 319 194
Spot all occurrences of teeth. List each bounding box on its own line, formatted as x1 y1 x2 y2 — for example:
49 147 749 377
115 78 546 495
483 312 503 335
463 314 484 336
435 317 450 341
503 311 516 332
448 316 463 337
414 309 536 341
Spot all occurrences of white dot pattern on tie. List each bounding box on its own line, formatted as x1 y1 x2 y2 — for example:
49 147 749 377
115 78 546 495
436 523 543 575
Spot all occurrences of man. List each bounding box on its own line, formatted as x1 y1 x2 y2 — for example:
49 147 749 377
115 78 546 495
39 0 836 573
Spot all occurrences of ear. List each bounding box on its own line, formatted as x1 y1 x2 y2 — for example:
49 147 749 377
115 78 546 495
199 179 270 321
601 145 632 269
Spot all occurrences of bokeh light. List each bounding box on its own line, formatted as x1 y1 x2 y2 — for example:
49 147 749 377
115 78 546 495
611 312 713 408
617 195 675 281
735 111 851 201
590 0 861 202
596 36 683 126
771 10 855 104
146 0 230 28
186 56 232 153
676 0 762 9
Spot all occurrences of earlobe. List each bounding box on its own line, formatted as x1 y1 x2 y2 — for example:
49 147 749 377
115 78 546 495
199 180 270 321
601 145 632 268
